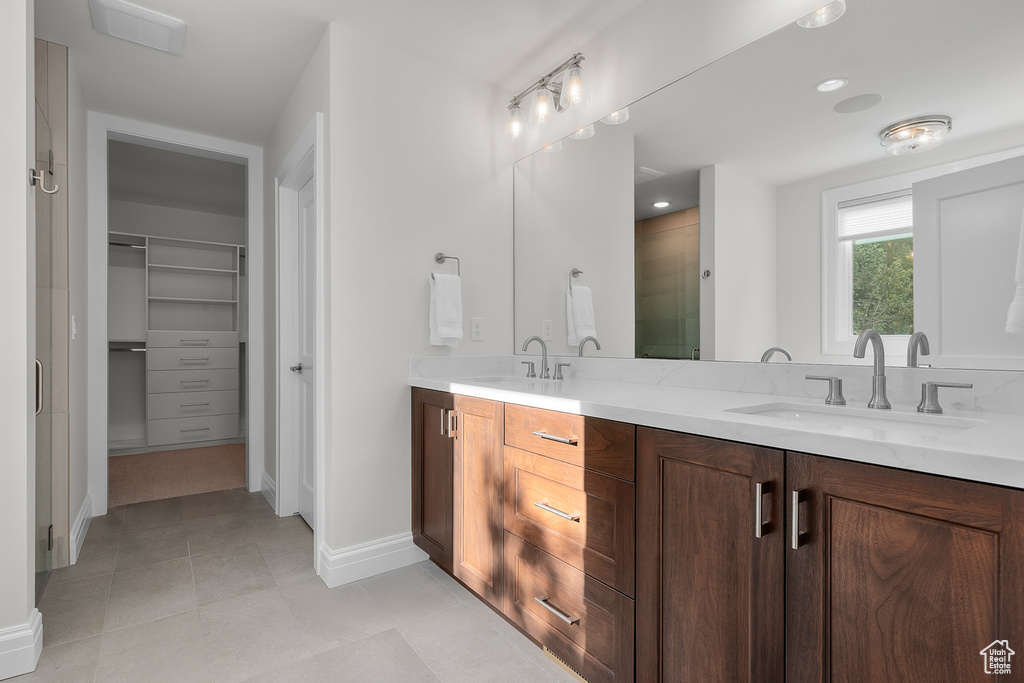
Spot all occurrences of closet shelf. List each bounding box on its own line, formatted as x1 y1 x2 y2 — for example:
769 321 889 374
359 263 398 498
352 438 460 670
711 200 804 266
148 296 238 304
148 264 237 274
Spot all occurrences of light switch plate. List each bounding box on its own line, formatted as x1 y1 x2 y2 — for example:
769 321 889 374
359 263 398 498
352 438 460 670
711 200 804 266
542 319 553 341
471 317 484 341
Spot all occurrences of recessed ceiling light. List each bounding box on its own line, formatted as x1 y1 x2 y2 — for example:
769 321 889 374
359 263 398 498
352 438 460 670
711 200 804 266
653 201 670 208
796 0 847 28
815 77 849 92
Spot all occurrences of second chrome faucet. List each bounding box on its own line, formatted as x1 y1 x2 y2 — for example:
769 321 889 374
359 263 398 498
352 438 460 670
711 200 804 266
522 336 550 379
853 329 890 409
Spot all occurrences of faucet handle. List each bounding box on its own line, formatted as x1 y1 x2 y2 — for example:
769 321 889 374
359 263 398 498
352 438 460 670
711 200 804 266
806 375 847 406
553 362 571 381
521 361 536 378
917 381 972 414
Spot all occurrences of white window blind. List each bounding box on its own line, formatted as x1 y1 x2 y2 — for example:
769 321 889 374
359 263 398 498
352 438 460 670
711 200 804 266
837 191 912 240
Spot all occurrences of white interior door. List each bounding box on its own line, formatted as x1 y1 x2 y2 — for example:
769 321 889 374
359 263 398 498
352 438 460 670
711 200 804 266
296 176 317 527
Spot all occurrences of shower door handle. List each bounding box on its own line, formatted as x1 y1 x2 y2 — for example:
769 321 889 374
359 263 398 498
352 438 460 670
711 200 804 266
35 359 43 416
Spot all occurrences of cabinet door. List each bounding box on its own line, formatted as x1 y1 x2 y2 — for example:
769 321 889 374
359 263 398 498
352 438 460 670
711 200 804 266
411 388 454 572
637 428 785 683
453 395 504 609
787 452 1024 682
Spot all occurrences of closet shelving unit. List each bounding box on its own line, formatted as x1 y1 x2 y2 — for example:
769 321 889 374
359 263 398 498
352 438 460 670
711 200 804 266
108 232 245 455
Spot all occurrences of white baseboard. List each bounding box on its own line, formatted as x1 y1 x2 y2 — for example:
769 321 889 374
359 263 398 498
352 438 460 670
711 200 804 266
0 609 42 680
261 471 277 512
318 532 428 588
70 494 93 565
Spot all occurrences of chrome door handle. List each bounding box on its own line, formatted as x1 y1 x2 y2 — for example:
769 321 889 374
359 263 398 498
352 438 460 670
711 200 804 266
791 489 808 550
534 501 581 522
290 363 303 373
35 359 43 416
531 431 578 446
534 596 580 625
755 481 771 538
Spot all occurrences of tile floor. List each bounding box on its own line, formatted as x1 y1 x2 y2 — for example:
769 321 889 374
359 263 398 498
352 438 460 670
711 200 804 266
16 488 577 682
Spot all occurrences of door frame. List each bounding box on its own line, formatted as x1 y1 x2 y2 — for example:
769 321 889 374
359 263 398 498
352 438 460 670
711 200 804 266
274 114 325 559
86 112 265 517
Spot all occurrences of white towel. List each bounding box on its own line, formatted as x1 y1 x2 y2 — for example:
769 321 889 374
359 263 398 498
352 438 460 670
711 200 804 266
566 284 596 346
430 273 463 346
1007 208 1024 334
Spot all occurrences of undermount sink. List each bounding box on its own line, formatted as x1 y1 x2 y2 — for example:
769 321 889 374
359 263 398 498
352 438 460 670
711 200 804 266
725 402 982 437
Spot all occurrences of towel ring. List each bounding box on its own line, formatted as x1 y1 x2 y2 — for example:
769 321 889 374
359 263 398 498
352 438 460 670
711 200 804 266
434 252 460 277
568 267 583 289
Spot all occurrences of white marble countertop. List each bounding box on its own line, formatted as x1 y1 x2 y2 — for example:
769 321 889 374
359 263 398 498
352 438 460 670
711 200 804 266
410 373 1024 490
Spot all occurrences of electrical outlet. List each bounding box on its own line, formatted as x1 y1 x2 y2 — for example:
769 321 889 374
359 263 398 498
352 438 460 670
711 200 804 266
542 319 553 341
471 317 484 341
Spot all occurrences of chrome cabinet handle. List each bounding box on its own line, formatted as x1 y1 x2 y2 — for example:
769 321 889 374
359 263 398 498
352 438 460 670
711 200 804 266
180 338 210 346
181 427 210 433
180 402 210 409
531 430 578 446
181 357 210 364
440 408 447 437
534 596 580 625
448 411 457 438
755 481 771 538
35 359 43 416
180 379 210 385
534 501 581 522
791 489 808 550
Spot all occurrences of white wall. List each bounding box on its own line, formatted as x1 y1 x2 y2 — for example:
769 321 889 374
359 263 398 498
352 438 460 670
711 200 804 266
701 164 777 361
324 22 513 553
514 126 634 356
0 0 39 675
108 200 245 245
262 27 330 485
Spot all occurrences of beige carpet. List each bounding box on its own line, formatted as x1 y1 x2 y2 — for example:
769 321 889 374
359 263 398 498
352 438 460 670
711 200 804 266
108 443 246 506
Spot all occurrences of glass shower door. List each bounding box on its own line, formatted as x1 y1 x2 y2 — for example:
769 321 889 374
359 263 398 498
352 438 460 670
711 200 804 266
35 102 54 602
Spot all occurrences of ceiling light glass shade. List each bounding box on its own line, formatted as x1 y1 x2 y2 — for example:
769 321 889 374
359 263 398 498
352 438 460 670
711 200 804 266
543 140 563 153
568 124 595 140
506 105 525 139
600 107 630 125
796 0 847 28
879 115 952 155
815 77 849 92
560 66 584 108
531 86 556 126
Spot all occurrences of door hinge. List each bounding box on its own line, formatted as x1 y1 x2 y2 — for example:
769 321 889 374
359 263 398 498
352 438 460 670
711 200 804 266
48 524 53 551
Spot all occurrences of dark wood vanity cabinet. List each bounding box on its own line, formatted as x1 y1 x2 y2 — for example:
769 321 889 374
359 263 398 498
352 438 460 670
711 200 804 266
411 387 454 572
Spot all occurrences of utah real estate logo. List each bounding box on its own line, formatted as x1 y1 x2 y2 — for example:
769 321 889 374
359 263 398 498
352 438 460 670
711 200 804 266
980 640 1015 675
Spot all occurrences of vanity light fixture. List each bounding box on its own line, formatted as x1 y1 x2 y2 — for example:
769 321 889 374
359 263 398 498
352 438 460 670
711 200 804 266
601 108 630 125
653 201 670 208
506 53 585 137
568 124 595 140
796 0 847 28
815 77 849 92
544 140 563 153
879 115 952 155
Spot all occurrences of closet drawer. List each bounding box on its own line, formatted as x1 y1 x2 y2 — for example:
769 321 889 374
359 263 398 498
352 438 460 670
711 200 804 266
147 347 239 371
147 368 239 394
147 390 239 420
504 532 634 683
148 414 239 446
505 404 635 481
504 447 635 597
147 331 239 348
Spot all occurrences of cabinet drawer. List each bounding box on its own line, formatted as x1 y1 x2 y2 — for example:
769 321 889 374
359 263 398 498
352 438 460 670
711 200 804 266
504 447 635 597
147 347 239 371
147 414 238 446
147 390 239 420
147 330 239 348
504 532 634 683
147 368 239 394
505 404 635 481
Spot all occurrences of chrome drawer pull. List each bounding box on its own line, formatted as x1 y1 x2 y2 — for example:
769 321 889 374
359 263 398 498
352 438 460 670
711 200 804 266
180 339 210 346
181 427 210 433
180 402 210 409
755 481 771 539
534 501 581 522
791 489 808 550
531 430 578 446
180 379 210 385
534 596 580 625
180 358 210 364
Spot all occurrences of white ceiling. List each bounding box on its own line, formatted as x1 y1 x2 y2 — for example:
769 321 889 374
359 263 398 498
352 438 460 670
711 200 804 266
34 0 645 144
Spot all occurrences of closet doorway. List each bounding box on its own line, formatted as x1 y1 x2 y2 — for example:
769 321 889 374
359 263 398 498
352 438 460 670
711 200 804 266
87 114 264 520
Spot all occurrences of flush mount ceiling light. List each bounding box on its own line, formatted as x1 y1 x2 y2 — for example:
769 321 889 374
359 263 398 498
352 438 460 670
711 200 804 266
653 201 670 208
89 0 186 55
815 77 849 92
506 53 585 140
601 108 630 125
569 124 595 140
879 115 952 155
796 0 847 28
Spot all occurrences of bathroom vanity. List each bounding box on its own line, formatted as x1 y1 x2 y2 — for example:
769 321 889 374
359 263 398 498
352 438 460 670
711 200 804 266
410 364 1024 682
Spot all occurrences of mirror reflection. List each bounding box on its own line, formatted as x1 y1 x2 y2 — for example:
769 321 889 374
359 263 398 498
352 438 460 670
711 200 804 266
513 0 1024 369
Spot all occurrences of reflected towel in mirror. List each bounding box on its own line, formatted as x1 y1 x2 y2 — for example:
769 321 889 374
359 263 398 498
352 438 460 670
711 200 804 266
430 273 463 346
1007 209 1024 335
566 284 597 346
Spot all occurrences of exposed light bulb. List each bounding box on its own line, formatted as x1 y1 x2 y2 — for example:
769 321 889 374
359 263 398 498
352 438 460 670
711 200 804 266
506 105 524 139
600 107 629 125
796 0 846 28
568 124 595 140
532 86 555 125
565 66 583 106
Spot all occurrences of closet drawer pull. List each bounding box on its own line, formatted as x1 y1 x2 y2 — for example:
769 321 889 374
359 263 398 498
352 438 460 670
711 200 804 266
533 501 581 522
180 339 210 346
180 402 210 409
181 427 210 433
180 379 210 385
533 596 580 625
180 357 210 364
531 430 578 446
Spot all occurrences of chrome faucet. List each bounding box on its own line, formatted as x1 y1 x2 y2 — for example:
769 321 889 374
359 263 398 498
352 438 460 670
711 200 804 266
578 336 601 357
760 347 792 363
853 329 891 409
522 336 550 379
907 331 931 368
